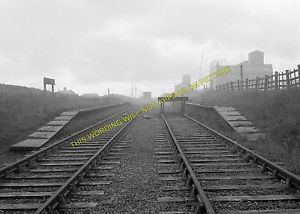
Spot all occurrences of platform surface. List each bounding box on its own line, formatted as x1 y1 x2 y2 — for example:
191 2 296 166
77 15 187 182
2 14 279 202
213 106 264 142
47 120 69 126
10 139 49 150
9 106 113 151
223 115 248 121
54 116 74 121
29 131 57 139
38 126 63 132
60 111 78 116
235 126 259 134
229 121 254 127
218 111 242 116
10 110 77 151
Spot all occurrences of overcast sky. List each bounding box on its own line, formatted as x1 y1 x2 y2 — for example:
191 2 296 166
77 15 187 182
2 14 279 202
0 0 299 96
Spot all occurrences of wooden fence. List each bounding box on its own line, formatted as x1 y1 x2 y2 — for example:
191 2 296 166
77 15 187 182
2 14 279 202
214 65 300 92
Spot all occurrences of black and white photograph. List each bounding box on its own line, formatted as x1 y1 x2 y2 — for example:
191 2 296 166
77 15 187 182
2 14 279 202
0 0 299 213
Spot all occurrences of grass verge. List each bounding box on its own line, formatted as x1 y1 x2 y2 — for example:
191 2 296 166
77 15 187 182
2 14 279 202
189 88 300 174
0 84 124 151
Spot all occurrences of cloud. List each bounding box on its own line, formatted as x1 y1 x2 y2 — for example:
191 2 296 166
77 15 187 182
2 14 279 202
0 0 299 96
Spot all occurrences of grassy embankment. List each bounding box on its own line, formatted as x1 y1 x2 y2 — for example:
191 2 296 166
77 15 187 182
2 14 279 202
0 84 122 151
188 88 300 174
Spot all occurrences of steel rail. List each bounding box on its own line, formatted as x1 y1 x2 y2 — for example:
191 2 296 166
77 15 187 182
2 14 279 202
185 113 300 190
0 104 128 178
161 114 215 214
34 116 133 214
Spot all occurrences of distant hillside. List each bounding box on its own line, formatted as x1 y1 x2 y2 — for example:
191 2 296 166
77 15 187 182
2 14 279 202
0 84 125 151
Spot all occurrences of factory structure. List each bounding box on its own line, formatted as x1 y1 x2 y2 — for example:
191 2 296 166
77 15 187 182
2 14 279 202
173 50 272 94
174 74 200 97
175 75 191 91
57 87 76 95
143 91 152 100
210 50 273 88
81 93 100 98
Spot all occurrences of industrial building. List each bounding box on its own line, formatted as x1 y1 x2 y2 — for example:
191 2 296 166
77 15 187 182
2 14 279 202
175 74 191 91
210 50 273 88
57 87 76 96
143 92 152 100
81 93 100 98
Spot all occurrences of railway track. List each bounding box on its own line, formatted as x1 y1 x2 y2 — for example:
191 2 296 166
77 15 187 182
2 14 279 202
155 130 198 213
159 113 300 214
0 108 132 214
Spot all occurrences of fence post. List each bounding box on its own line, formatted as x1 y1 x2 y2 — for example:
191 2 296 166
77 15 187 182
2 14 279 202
286 70 290 89
297 65 300 87
264 75 269 91
230 81 234 91
237 79 240 92
292 69 296 87
245 78 249 91
255 77 259 90
240 64 244 91
0 83 3 101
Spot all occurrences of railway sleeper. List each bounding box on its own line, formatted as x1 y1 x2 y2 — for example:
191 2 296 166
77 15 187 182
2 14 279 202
165 114 300 214
211 194 300 202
